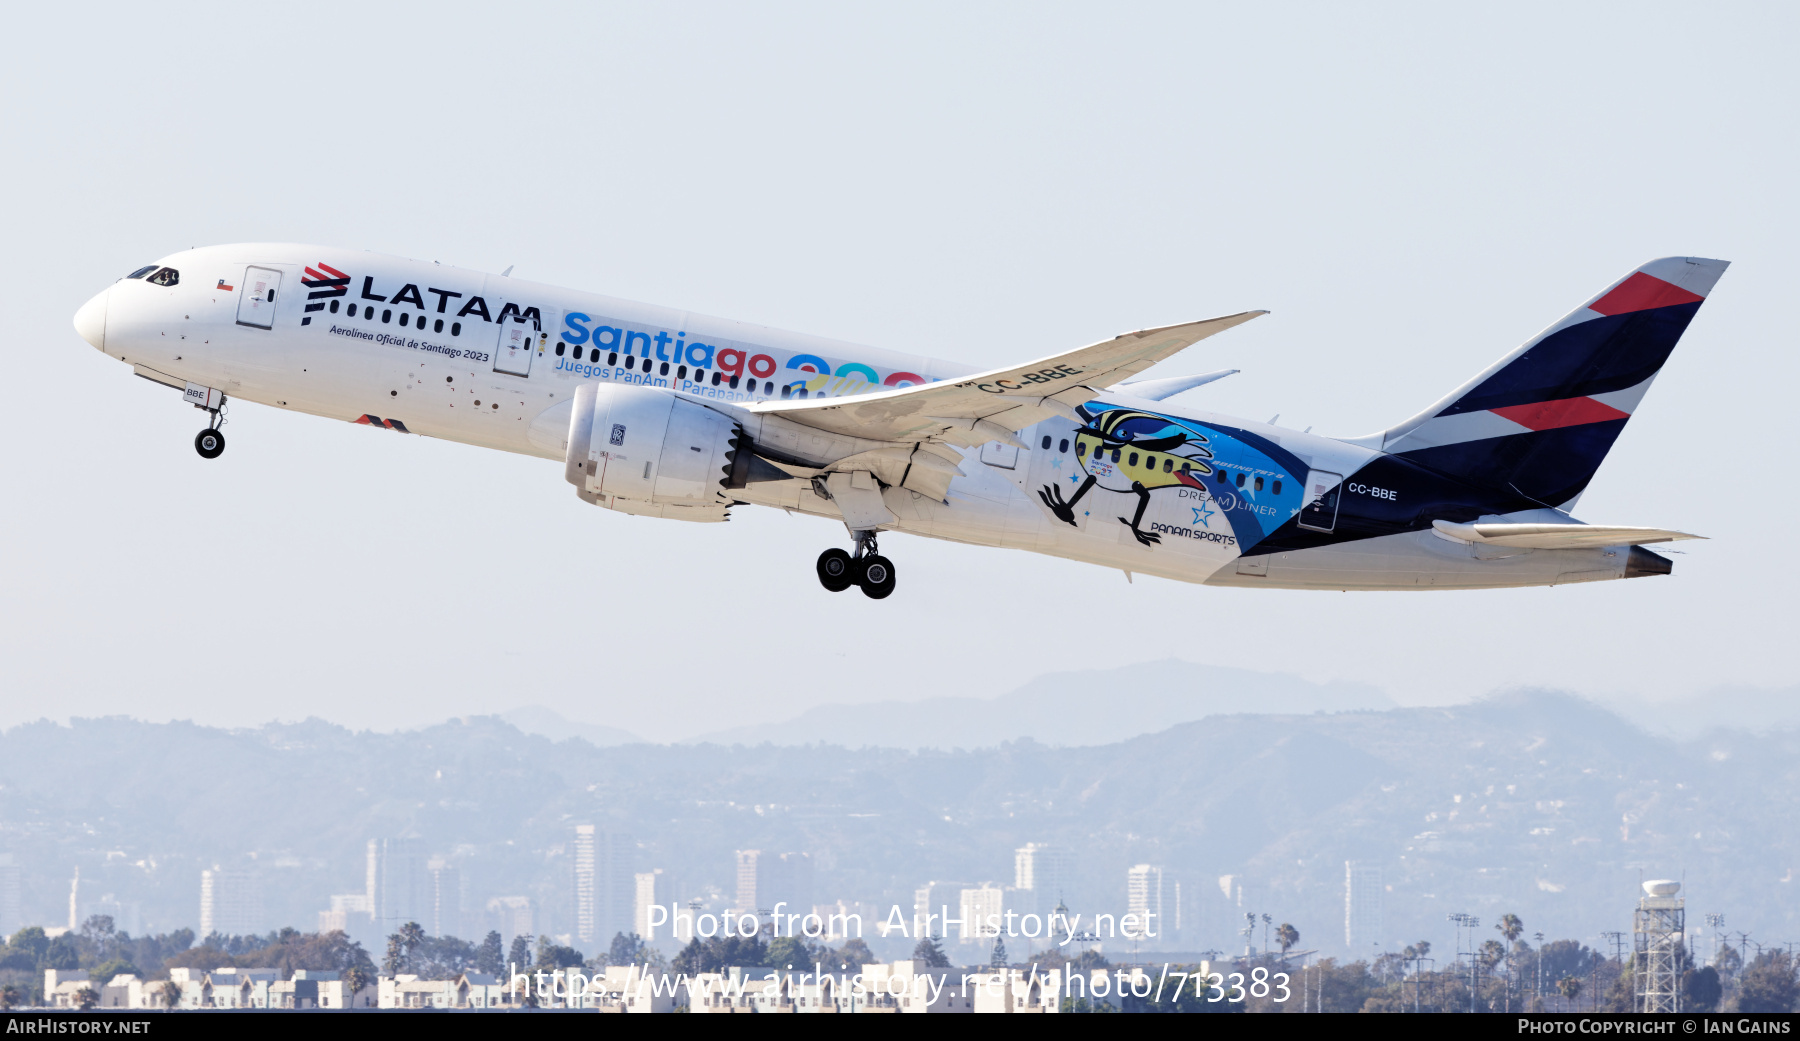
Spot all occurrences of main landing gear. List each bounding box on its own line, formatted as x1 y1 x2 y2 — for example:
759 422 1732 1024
194 399 227 460
816 531 896 599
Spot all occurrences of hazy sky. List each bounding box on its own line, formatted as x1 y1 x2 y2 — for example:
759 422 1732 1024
2 3 1794 741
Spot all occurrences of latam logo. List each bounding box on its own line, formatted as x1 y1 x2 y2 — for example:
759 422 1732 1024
302 263 350 312
304 264 541 330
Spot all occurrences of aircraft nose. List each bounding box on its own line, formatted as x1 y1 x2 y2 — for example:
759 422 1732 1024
74 288 109 350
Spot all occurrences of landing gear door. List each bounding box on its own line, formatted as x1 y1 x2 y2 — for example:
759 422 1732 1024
493 318 537 378
236 266 282 329
1297 470 1343 532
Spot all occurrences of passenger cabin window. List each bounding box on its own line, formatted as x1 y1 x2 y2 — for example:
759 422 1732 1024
1163 458 1173 472
1059 439 1069 453
609 352 619 366
1272 479 1283 494
126 265 158 279
329 300 340 313
1040 435 1051 450
1128 452 1139 466
146 267 179 287
1235 472 1246 487
1076 442 1087 457
1217 469 1228 483
1254 476 1264 491
555 342 566 357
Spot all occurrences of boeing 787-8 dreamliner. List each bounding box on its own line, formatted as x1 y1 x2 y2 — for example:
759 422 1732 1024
72 249 1722 598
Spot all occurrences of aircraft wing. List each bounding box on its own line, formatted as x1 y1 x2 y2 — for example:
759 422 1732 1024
1432 520 1705 549
744 312 1267 447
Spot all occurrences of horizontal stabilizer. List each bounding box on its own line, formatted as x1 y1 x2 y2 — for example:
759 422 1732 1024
1114 369 1239 401
1431 519 1704 550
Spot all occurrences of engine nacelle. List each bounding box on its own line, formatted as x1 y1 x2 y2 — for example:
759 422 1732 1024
563 383 746 521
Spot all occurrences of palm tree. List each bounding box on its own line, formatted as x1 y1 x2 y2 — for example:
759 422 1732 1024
1557 974 1583 1011
1276 923 1300 959
342 964 371 1008
382 934 405 975
158 981 182 1010
1495 915 1524 1010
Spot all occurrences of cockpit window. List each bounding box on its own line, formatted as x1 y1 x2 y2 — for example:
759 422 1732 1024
126 265 158 279
146 267 179 287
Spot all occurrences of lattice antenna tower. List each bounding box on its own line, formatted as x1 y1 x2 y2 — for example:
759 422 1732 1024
1633 880 1684 1013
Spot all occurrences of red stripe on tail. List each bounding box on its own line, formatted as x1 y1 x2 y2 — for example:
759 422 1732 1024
1491 396 1630 432
1588 272 1704 317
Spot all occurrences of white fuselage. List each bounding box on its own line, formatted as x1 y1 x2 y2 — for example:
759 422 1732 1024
76 244 1641 590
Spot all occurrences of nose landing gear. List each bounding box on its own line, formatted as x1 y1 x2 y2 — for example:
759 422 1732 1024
815 531 897 599
194 396 227 459
194 427 226 459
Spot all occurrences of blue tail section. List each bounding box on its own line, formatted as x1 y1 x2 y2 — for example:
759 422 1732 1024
1374 257 1727 508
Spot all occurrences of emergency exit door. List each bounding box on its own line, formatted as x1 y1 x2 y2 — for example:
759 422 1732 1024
236 266 282 329
1297 469 1343 532
493 318 536 377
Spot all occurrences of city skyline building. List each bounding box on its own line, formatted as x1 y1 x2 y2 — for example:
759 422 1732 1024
734 850 813 915
199 867 262 937
368 837 428 932
1126 864 1164 941
634 870 672 940
1345 861 1384 950
318 893 372 938
487 896 534 946
573 827 635 946
1014 843 1067 916
959 885 1006 943
912 880 973 938
427 859 461 939
574 826 596 945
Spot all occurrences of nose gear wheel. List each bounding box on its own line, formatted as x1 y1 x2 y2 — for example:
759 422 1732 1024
193 395 228 459
194 428 226 459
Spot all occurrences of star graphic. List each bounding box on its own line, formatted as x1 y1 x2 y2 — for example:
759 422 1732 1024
1192 503 1216 528
1069 472 1081 484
